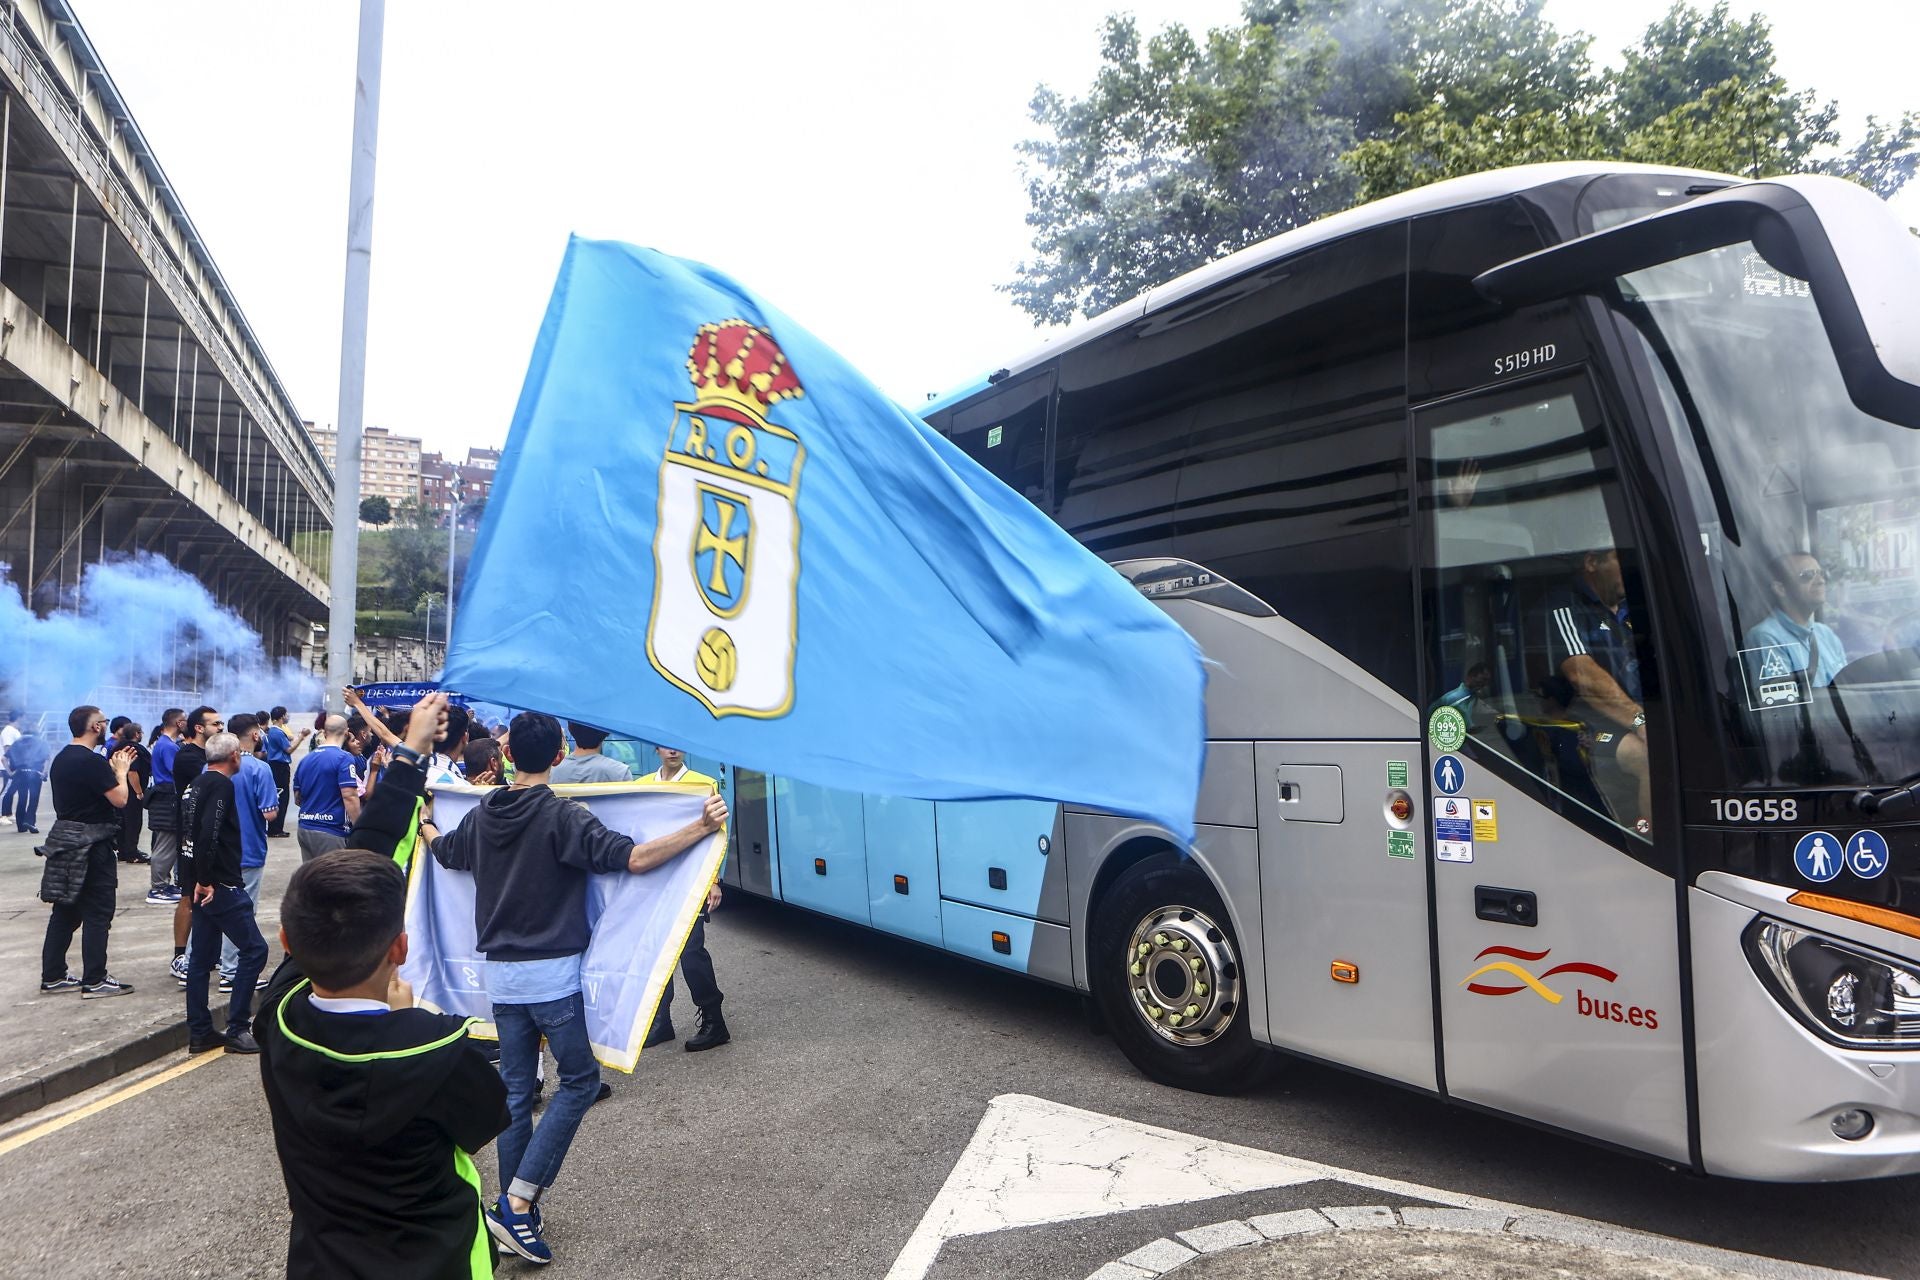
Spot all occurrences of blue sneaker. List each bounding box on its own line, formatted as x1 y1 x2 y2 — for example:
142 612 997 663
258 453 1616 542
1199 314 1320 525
486 1195 551 1264
489 1201 543 1254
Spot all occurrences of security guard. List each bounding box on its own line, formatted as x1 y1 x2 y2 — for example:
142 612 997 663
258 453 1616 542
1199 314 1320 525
638 746 731 1051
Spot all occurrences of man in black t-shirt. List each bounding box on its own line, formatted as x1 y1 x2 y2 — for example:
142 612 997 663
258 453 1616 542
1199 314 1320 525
40 705 137 997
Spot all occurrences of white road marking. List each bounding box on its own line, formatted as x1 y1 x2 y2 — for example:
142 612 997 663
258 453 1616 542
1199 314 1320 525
886 1093 1484 1280
886 1094 1881 1280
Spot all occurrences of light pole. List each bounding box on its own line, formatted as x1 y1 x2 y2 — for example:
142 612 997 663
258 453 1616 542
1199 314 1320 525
446 490 460 652
325 0 386 714
423 593 434 676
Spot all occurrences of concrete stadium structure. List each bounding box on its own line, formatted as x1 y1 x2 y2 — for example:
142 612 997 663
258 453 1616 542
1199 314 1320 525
0 0 330 655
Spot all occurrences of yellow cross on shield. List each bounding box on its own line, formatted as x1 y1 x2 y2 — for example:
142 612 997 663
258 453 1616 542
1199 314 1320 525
647 402 805 718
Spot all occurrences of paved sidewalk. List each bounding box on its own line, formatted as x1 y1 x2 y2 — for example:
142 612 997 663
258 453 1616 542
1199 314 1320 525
1085 1205 1875 1280
0 782 294 1121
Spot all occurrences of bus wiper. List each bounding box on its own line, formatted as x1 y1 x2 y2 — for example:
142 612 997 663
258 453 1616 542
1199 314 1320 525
1853 771 1920 817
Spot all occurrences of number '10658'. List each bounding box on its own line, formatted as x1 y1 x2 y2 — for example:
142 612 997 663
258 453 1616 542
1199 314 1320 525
1708 797 1799 822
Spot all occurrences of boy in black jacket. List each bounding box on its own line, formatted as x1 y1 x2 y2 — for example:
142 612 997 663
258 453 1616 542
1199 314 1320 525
258 849 509 1280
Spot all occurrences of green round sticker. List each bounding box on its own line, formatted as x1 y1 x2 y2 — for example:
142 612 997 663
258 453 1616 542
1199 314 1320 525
1428 706 1467 753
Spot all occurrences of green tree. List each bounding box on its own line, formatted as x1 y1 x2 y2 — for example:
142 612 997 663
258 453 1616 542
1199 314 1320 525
1347 2 1914 202
1610 1 1833 155
358 494 392 526
1012 0 1917 323
380 503 447 608
1814 111 1920 200
1008 0 1594 322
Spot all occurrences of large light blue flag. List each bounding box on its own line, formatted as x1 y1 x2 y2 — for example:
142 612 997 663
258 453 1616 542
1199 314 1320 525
442 238 1205 839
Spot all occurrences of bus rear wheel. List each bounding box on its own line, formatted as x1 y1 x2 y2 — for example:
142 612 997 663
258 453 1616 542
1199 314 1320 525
1091 852 1272 1095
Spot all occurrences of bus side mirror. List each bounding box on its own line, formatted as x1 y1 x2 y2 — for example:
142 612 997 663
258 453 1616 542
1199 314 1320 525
1473 176 1920 431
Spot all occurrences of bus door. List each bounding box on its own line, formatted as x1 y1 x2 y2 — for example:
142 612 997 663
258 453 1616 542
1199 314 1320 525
728 768 777 898
1417 374 1689 1162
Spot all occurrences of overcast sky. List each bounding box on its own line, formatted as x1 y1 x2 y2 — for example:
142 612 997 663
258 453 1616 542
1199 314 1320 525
72 0 1920 461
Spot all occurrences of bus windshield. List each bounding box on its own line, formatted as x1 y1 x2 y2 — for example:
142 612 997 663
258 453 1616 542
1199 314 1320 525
1621 240 1920 789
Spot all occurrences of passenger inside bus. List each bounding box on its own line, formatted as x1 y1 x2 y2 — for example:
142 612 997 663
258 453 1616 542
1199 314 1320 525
1435 663 1493 722
1538 548 1652 835
1743 552 1848 687
1426 391 1665 839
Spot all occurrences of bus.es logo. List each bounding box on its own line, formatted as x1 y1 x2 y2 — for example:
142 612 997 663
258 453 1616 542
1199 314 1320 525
1460 946 1658 1031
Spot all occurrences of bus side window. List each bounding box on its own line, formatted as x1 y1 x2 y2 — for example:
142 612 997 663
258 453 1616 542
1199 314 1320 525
1050 222 1415 698
948 375 1051 505
1422 384 1657 839
1050 383 1187 560
1164 225 1415 700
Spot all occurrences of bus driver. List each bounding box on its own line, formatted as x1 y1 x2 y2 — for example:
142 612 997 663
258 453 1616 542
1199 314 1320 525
1744 552 1848 688
1541 548 1652 836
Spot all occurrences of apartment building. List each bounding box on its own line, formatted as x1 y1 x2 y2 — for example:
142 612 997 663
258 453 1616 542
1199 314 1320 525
419 446 497 528
307 422 424 514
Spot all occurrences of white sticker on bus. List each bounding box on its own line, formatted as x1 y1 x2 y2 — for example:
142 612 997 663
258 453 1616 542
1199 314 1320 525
1433 795 1474 863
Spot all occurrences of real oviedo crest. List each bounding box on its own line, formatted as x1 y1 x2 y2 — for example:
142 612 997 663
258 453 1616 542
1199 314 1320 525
647 320 807 718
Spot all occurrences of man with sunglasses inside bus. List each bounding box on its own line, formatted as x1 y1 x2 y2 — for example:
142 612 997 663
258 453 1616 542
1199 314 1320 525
1746 552 1848 688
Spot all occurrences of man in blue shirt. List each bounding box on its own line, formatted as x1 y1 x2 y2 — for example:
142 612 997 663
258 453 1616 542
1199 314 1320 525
1745 552 1848 689
220 715 280 992
145 709 185 904
263 706 307 839
292 715 360 864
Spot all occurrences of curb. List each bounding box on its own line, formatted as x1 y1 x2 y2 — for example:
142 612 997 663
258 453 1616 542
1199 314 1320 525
0 1018 189 1125
1086 1203 1872 1280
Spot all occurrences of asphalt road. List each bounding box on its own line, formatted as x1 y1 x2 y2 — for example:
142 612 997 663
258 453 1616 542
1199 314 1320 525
0 892 1913 1279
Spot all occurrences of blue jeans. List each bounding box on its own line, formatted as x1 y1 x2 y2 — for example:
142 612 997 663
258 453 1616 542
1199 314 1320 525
185 883 268 1040
9 770 41 828
495 992 599 1201
219 865 267 978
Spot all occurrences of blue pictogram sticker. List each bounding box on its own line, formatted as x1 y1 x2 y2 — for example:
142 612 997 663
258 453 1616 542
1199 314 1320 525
1432 754 1465 796
1792 831 1843 883
1845 830 1890 880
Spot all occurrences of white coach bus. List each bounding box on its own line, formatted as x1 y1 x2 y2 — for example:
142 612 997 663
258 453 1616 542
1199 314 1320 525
718 163 1920 1181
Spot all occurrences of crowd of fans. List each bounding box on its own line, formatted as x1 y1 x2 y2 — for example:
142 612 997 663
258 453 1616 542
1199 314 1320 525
15 688 734 1270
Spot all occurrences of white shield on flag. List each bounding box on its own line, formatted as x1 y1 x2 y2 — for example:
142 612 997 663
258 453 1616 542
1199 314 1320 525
648 400 805 718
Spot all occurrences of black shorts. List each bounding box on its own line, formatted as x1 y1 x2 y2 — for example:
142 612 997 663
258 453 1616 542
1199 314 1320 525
1585 725 1638 759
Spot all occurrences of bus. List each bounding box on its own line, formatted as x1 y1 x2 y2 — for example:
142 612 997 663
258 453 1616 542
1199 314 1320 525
702 163 1920 1181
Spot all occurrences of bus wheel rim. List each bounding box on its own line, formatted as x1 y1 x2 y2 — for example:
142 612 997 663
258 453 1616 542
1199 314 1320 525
1124 905 1240 1047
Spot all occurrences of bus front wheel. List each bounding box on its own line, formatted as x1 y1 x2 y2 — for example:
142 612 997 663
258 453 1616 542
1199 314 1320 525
1091 852 1272 1095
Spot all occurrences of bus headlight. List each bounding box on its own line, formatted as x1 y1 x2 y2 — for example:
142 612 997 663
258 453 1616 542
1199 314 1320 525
1744 918 1920 1049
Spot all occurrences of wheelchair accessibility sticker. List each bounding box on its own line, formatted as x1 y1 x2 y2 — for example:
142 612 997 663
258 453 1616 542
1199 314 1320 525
1737 645 1812 712
1845 830 1890 880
